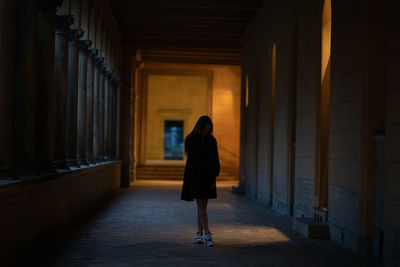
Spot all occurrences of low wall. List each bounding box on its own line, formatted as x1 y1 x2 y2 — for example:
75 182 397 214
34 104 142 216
0 161 122 264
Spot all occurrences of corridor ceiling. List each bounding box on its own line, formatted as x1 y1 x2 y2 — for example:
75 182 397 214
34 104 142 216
110 0 262 63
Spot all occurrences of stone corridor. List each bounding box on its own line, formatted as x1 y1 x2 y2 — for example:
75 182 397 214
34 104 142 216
13 180 378 267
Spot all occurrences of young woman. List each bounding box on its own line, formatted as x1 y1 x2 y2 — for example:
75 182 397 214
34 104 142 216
181 115 220 247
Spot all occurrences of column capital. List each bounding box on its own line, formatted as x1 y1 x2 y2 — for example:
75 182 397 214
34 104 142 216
95 56 105 68
111 75 121 88
88 48 98 60
79 40 92 54
101 63 108 73
106 69 113 78
55 15 73 33
68 28 84 44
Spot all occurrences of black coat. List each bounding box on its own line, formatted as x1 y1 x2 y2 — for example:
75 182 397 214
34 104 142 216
181 133 220 201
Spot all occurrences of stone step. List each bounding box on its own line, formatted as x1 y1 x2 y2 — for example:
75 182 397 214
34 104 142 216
136 176 237 181
135 165 238 181
292 217 330 239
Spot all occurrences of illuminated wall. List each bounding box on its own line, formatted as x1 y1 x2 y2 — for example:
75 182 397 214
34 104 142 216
145 74 210 160
316 0 331 209
141 63 241 169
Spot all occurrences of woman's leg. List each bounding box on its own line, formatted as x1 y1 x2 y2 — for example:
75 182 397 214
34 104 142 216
203 199 210 233
196 198 210 233
196 198 204 233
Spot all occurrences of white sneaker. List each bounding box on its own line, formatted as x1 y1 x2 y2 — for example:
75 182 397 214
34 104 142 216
194 232 203 244
204 232 214 247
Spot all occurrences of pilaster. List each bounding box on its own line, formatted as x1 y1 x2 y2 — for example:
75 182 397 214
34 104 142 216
0 0 14 174
13 0 39 173
36 0 62 172
65 28 84 167
85 48 98 164
53 14 73 169
77 39 91 166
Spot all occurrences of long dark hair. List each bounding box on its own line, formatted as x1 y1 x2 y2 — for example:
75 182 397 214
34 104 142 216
184 115 214 154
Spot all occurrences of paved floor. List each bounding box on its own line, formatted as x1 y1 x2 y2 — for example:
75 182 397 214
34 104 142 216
14 180 379 267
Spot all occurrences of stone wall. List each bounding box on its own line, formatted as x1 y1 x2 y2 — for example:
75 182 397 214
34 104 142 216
383 0 400 264
0 162 121 265
138 62 241 172
239 0 399 264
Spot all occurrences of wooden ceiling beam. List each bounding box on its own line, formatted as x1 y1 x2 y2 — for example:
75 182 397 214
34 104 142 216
110 0 259 53
127 38 242 50
111 0 262 10
119 23 246 32
124 35 241 41
111 7 256 20
120 27 245 35
116 17 248 28
119 30 243 39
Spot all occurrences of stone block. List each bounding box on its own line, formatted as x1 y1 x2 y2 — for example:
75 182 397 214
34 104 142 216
294 176 315 218
296 135 315 158
329 130 361 161
385 162 400 197
386 89 400 125
330 99 361 132
331 70 362 104
385 125 400 163
386 52 400 90
328 185 360 233
328 159 360 189
295 157 314 180
296 111 316 136
293 217 330 239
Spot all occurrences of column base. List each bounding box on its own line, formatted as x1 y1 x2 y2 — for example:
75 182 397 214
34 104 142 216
85 154 96 165
51 159 71 171
0 167 18 180
7 165 41 180
66 158 80 169
76 157 90 167
35 160 59 175
94 157 103 164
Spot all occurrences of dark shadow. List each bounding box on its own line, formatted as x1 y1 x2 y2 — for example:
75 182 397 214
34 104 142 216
10 189 129 267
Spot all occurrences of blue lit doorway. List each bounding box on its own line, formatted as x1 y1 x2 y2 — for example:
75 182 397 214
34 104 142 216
164 120 184 160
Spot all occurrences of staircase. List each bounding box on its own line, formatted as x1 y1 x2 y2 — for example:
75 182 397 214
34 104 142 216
135 165 238 180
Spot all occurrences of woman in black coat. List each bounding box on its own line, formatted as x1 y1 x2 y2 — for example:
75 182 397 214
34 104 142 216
181 115 220 247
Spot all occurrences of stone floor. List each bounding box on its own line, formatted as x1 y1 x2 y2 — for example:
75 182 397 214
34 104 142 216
13 180 380 267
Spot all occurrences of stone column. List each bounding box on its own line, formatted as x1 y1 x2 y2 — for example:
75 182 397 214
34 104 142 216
108 85 113 159
85 48 97 164
77 39 91 166
13 0 39 172
116 81 121 158
111 77 119 158
104 69 112 160
36 0 61 171
98 62 107 162
53 15 73 169
120 48 134 187
65 28 84 167
103 69 109 160
109 73 115 159
93 56 104 162
0 0 14 173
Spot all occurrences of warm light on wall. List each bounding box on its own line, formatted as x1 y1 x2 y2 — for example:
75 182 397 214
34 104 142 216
316 0 331 209
321 0 331 84
271 43 277 95
245 74 249 108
